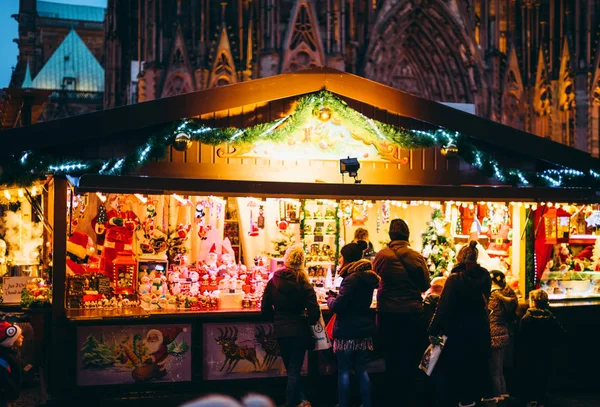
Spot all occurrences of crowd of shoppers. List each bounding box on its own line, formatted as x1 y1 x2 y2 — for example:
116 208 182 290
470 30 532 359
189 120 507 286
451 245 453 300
258 220 566 407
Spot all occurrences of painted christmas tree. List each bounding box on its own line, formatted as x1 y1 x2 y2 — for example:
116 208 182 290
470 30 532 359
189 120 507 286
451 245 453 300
421 209 456 278
81 334 115 368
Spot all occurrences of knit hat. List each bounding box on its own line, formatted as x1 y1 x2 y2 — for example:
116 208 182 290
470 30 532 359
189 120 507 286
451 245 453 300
67 231 91 260
341 240 368 264
389 218 410 241
283 245 305 270
490 270 507 288
457 240 478 263
0 321 22 348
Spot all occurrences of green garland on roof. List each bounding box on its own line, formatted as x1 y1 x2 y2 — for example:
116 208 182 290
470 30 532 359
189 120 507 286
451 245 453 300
2 90 600 190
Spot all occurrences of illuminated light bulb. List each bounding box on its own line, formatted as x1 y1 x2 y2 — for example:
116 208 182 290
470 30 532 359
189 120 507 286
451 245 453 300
423 201 430 206
31 186 37 196
17 189 24 198
402 203 408 209
562 205 569 211
540 202 546 206
524 203 530 209
417 200 423 205
461 202 468 208
547 202 553 208
96 192 107 202
518 202 523 207
3 190 10 200
367 202 373 208
468 204 475 210
532 205 538 211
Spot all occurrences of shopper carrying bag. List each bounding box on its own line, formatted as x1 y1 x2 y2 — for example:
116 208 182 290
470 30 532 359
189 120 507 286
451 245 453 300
262 245 320 407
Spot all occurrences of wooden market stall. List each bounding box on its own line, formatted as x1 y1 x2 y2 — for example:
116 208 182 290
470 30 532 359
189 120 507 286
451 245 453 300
2 68 600 404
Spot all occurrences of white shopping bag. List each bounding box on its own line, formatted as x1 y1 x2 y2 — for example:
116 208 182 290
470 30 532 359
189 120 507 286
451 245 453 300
419 335 447 376
311 313 332 351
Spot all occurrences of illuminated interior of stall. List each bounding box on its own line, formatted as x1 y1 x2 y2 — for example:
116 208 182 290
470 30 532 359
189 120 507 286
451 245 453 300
537 202 600 299
65 192 538 312
0 185 44 279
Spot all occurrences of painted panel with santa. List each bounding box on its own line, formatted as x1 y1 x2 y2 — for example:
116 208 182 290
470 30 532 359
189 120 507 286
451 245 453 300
76 324 192 386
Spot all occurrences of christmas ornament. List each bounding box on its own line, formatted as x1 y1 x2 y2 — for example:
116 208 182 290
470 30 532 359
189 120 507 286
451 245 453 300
440 143 459 158
315 106 332 122
248 202 259 237
258 205 265 229
173 132 192 151
381 201 391 224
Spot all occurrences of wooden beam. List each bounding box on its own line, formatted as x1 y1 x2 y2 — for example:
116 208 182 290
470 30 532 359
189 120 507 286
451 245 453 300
73 175 600 203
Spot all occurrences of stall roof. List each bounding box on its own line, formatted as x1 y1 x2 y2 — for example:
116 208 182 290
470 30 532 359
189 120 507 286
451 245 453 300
1 67 598 174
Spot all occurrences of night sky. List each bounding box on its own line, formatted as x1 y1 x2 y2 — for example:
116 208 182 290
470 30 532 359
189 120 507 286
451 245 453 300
0 0 107 88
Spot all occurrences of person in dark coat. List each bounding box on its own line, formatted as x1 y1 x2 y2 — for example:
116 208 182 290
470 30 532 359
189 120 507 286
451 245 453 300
327 241 379 407
0 321 23 407
262 245 320 407
488 270 518 399
373 219 430 406
517 290 566 407
429 240 495 407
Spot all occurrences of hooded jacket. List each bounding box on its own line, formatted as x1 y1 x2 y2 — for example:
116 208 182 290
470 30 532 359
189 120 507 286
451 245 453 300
518 308 566 366
373 240 430 313
327 260 380 339
261 268 320 339
429 263 492 359
0 345 21 404
488 285 518 349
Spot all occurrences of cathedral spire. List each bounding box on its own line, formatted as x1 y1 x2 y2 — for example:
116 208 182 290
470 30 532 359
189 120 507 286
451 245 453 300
208 23 237 88
161 25 195 97
281 0 325 73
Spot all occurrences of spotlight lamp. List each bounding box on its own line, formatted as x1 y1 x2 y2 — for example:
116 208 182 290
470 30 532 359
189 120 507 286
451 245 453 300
340 157 361 184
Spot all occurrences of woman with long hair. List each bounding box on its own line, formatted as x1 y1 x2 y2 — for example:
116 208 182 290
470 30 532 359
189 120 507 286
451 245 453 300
429 241 495 407
261 245 320 407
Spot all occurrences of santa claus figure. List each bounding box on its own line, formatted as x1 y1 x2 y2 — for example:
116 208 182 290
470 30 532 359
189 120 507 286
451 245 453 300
66 231 93 275
144 327 187 374
99 196 140 279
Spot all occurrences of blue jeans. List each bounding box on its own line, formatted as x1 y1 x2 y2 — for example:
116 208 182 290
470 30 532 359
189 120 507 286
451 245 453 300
336 349 371 407
278 337 307 407
490 347 507 396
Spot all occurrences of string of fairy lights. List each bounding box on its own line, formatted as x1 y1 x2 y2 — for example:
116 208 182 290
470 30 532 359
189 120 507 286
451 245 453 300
3 91 599 189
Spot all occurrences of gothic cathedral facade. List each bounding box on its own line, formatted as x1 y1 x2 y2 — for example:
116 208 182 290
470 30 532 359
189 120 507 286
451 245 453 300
11 0 600 156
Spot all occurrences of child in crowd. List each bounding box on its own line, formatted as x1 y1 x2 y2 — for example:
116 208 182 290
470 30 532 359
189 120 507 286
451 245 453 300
518 290 566 407
423 276 446 323
0 320 23 407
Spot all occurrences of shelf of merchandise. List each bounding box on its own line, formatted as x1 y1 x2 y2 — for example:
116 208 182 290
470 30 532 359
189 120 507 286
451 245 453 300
300 199 340 270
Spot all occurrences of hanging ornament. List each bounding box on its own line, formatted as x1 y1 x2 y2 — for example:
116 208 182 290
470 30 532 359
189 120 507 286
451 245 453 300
95 204 108 236
248 201 259 237
173 132 192 151
440 143 459 158
258 205 265 229
381 201 390 224
376 215 381 233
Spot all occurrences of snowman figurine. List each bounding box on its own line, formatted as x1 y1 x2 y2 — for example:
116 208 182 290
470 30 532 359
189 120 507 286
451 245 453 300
189 271 200 295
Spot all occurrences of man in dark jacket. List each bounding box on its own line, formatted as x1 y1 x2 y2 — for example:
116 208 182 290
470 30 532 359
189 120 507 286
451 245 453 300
0 321 23 407
373 219 430 406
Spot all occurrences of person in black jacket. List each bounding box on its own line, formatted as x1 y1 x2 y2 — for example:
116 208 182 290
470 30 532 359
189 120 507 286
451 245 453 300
262 245 320 407
517 290 566 407
0 321 23 407
327 241 379 407
429 241 495 407
373 219 430 406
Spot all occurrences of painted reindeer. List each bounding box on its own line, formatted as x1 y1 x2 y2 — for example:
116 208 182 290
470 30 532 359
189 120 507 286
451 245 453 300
255 325 280 370
215 327 259 373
